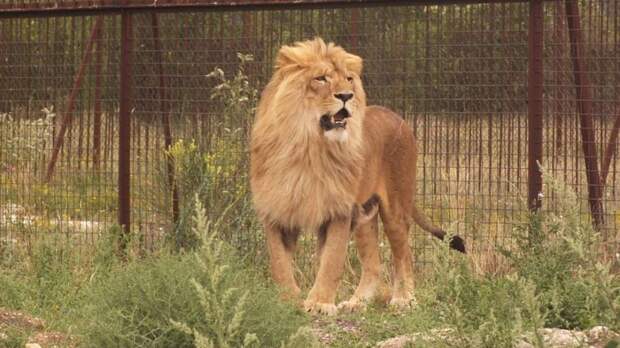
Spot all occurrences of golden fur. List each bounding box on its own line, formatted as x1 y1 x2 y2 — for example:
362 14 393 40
250 38 464 315
251 39 365 230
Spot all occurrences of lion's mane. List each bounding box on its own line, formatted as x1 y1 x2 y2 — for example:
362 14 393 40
250 38 366 230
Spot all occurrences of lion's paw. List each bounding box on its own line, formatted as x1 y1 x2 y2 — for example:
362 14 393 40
388 296 416 310
303 300 338 316
337 297 367 313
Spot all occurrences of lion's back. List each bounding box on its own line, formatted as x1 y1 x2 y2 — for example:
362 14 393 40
363 105 416 155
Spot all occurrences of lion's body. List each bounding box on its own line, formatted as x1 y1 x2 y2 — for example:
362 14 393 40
250 38 463 315
252 102 415 227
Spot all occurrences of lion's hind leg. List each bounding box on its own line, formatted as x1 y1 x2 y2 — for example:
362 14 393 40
338 214 382 312
381 203 415 309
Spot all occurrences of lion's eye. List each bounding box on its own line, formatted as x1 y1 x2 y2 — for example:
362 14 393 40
347 76 354 82
314 75 327 82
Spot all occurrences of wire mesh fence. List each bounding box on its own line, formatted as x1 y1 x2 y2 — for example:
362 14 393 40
0 0 618 268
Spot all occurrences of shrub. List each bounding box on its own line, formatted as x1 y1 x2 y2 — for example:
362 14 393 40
77 198 308 348
156 53 260 252
502 172 620 330
417 231 545 347
415 171 619 347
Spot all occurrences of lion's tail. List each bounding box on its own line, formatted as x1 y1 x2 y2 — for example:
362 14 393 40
411 206 466 253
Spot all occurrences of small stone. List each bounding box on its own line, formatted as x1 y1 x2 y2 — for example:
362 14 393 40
540 328 587 347
517 328 591 348
376 335 414 348
587 326 610 342
376 329 456 348
28 331 76 348
0 308 45 330
514 340 534 348
24 344 42 348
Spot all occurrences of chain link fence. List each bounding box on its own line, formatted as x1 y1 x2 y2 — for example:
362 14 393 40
0 0 618 267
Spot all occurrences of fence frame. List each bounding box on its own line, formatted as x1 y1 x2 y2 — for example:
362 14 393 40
0 1 530 17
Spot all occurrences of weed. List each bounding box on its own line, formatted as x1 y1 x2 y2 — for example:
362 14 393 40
408 171 619 347
75 199 307 347
502 171 620 330
171 197 317 348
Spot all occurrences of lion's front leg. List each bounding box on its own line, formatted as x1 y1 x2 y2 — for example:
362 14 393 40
264 222 301 300
304 217 351 315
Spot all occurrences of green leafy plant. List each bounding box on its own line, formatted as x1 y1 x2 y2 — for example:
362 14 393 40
76 197 307 348
502 171 620 330
156 53 261 252
171 197 318 348
417 229 545 348
410 170 619 348
170 197 261 348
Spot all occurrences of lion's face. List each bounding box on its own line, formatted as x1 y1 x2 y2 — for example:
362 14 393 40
257 38 367 144
307 66 362 142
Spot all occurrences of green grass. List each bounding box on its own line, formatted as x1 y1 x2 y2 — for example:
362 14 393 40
0 172 619 347
1 171 116 221
0 221 310 347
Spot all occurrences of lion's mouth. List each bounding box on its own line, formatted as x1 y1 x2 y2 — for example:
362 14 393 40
320 108 350 131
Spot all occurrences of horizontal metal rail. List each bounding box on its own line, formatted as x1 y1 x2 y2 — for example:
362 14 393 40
0 0 533 18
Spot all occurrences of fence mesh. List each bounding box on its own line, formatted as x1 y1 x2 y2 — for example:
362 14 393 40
0 1 618 269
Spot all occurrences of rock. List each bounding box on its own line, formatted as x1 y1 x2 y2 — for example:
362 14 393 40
540 328 587 347
376 328 456 348
516 326 618 348
24 344 42 348
380 327 619 348
0 308 45 331
28 331 77 348
376 335 413 348
588 326 611 342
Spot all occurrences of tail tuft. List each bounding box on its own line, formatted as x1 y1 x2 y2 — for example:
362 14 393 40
449 235 466 254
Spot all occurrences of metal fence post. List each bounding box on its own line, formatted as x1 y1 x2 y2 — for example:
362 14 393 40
151 13 179 225
45 17 103 182
119 10 133 247
528 0 544 211
93 16 104 169
565 0 604 229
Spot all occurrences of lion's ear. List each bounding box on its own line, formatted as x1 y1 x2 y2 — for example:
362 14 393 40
345 53 363 76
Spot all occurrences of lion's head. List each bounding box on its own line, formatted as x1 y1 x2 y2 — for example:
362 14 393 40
254 37 367 144
250 38 368 229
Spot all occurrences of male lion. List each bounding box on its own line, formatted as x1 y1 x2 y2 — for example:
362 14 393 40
250 38 465 315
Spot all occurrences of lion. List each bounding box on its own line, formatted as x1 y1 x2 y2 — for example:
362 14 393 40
250 38 465 315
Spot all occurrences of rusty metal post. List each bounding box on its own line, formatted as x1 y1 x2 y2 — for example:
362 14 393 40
93 16 104 169
350 7 359 48
45 17 103 182
528 0 544 211
119 10 133 245
565 0 604 229
151 13 179 225
601 106 620 188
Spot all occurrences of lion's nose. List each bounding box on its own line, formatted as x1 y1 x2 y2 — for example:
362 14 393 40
334 93 353 103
